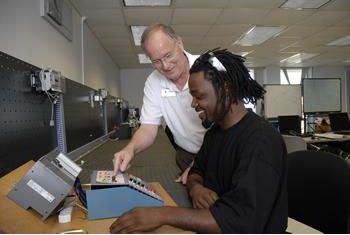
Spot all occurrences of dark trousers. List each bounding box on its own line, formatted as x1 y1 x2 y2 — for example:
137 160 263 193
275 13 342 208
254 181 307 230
165 126 196 171
176 148 196 171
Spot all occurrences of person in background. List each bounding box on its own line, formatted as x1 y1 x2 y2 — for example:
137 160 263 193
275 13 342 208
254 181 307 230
112 23 207 184
110 48 288 233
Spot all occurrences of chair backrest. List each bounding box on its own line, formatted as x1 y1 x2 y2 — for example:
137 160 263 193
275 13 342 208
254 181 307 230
288 150 350 233
282 135 307 153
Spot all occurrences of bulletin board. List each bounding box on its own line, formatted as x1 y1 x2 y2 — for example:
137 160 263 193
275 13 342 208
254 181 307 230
302 78 341 114
263 84 302 118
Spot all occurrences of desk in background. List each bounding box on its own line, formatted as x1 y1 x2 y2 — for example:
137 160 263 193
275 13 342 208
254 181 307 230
0 161 190 233
303 133 350 144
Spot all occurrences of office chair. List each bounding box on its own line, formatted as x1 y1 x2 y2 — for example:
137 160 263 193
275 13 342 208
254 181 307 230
287 150 350 233
282 135 307 153
328 112 350 134
278 115 301 135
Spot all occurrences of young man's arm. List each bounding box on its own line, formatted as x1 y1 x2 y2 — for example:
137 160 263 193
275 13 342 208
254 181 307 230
109 206 221 233
113 124 158 174
187 173 219 209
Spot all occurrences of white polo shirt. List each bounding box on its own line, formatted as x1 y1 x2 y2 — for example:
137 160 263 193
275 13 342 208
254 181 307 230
140 52 206 154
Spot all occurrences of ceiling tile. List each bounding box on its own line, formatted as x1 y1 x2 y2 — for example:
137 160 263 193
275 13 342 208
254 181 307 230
69 0 350 68
336 17 350 26
82 9 125 26
279 25 326 38
260 8 315 26
207 24 253 37
216 8 271 24
200 36 234 45
312 26 350 40
172 25 211 37
321 0 350 10
71 0 121 9
100 37 133 47
109 46 136 55
296 11 349 26
123 8 172 25
226 0 283 8
174 0 230 8
181 36 204 45
90 25 130 38
172 8 222 25
263 36 300 49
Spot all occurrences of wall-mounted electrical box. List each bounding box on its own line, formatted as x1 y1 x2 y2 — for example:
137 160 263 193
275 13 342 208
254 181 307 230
31 68 65 93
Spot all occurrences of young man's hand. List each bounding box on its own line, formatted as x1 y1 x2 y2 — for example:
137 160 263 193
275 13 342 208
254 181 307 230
110 207 165 233
190 184 218 209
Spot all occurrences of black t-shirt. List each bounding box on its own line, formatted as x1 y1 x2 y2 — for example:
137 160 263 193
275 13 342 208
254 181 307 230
189 111 288 233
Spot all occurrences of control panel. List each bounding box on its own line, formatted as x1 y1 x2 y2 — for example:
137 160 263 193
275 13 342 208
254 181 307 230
94 170 162 201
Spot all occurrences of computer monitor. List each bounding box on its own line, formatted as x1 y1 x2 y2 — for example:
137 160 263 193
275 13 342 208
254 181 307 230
328 112 350 131
278 115 301 135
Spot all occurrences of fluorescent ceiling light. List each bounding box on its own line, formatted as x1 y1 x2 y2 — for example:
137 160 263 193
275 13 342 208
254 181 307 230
344 60 350 63
241 51 253 57
131 26 147 46
234 26 286 46
327 35 350 46
280 53 319 64
124 0 171 6
280 0 330 9
138 54 152 64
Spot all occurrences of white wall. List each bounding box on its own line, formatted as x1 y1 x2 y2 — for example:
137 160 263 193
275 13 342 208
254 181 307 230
120 68 153 109
0 0 120 96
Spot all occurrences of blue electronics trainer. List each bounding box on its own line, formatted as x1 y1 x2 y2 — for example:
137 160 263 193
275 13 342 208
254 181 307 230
86 170 163 220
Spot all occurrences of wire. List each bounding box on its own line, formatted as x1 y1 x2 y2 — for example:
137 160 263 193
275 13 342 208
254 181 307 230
74 203 88 213
44 91 59 125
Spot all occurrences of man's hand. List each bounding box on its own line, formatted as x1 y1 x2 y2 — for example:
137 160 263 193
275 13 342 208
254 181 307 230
175 166 191 185
110 207 164 233
112 147 133 175
190 184 218 209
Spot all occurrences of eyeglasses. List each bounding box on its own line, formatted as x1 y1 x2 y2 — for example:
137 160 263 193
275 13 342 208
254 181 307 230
151 42 178 67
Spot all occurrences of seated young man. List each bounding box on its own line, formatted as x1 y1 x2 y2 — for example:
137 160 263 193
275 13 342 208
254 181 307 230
110 48 288 233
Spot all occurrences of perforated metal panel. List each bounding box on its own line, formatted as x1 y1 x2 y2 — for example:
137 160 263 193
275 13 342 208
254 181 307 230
63 79 104 153
0 51 57 176
105 99 121 132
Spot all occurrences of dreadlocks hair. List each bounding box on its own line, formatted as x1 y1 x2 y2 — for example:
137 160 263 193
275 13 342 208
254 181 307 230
190 48 265 121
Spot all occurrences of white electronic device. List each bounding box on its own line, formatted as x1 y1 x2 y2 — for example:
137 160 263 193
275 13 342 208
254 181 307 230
93 170 162 201
39 68 64 93
55 153 82 178
8 149 81 220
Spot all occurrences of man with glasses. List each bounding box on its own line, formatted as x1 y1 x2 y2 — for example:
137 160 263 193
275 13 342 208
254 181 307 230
110 48 288 233
113 24 207 184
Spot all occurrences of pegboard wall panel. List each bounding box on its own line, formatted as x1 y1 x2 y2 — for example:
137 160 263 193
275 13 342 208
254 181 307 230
0 51 57 176
106 99 121 132
63 79 104 153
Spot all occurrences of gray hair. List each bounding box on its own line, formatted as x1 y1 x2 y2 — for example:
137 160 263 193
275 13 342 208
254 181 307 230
141 23 178 49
